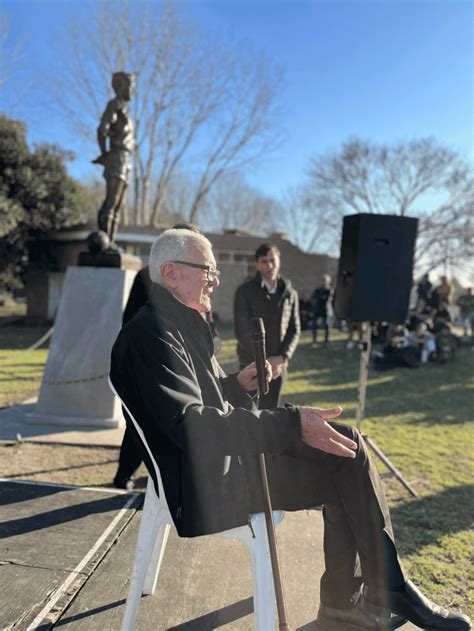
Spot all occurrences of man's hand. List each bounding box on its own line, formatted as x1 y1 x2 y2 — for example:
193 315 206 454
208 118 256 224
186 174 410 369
267 355 288 379
237 361 272 392
300 406 357 458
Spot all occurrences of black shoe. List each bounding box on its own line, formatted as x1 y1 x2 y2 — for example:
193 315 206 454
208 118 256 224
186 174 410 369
113 476 135 491
362 581 471 630
317 603 406 630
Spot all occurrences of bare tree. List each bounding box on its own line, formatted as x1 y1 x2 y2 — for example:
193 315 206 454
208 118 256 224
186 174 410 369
52 0 281 226
198 173 281 234
78 178 107 224
277 185 336 254
0 14 28 109
0 16 16 90
299 138 473 274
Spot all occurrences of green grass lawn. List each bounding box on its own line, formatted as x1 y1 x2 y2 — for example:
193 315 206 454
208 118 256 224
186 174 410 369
0 346 47 407
0 303 49 407
1 318 473 611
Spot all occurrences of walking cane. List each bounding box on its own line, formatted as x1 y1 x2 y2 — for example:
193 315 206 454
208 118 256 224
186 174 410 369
251 318 290 631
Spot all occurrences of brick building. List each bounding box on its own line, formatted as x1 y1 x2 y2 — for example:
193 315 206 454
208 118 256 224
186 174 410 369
26 224 337 322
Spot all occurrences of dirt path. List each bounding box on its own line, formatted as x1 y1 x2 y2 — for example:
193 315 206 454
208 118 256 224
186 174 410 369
0 441 148 489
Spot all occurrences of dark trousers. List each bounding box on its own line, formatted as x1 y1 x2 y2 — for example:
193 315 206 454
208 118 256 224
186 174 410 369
245 423 406 608
258 370 287 409
312 312 329 343
114 426 143 483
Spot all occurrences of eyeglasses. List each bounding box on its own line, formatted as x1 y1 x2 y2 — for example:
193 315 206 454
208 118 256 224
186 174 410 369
171 260 221 283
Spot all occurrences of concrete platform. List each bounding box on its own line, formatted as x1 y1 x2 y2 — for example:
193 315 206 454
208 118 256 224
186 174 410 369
0 477 419 631
55 509 327 630
52 508 418 631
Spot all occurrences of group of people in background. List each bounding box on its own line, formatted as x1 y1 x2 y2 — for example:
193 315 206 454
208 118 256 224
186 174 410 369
304 271 473 369
416 274 474 336
376 274 473 370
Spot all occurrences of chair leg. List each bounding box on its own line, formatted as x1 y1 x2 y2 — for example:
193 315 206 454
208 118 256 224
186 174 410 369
143 521 171 595
247 513 277 631
121 481 162 631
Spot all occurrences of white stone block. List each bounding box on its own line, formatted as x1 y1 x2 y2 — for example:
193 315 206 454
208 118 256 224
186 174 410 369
30 266 137 428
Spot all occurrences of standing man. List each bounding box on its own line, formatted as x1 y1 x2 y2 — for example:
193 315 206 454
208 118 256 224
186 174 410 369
311 274 333 348
415 273 432 313
234 243 300 409
112 263 151 489
457 287 474 336
431 276 451 311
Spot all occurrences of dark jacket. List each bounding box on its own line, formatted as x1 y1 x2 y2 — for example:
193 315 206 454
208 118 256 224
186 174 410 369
123 266 152 325
234 274 300 367
311 286 332 316
110 283 301 537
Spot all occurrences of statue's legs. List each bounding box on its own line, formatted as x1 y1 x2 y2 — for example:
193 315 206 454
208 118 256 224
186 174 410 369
109 183 128 244
98 177 127 244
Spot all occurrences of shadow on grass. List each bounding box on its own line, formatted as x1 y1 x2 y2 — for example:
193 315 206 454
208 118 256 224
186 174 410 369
0 362 45 367
391 484 474 556
0 375 43 383
0 326 50 350
284 344 473 425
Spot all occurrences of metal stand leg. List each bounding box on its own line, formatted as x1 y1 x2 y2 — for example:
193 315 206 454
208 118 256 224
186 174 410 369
356 323 372 431
356 322 418 498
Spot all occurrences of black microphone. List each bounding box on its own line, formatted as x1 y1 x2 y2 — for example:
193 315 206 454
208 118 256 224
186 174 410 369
251 317 269 396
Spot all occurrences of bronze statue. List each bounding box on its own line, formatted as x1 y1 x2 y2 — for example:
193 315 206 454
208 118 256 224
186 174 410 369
92 71 135 249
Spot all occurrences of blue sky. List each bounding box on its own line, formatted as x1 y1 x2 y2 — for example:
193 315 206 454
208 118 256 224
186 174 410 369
1 0 473 199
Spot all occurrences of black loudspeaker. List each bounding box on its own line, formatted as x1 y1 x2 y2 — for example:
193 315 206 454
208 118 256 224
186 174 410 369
334 214 418 323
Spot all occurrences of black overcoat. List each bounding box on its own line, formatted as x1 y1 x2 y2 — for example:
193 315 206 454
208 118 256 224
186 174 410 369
110 284 301 537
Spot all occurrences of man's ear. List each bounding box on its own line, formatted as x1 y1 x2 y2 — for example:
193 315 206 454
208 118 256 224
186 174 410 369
161 262 178 289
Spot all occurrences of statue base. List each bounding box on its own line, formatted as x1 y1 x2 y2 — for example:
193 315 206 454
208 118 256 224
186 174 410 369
78 249 142 270
31 266 138 428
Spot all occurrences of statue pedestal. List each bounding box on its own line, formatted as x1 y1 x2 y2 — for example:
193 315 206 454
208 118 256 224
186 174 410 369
29 266 137 428
78 249 142 270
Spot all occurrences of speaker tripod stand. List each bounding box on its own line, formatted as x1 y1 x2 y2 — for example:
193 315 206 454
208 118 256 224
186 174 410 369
355 322 418 498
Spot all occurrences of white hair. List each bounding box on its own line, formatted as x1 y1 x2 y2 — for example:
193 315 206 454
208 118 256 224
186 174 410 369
149 229 213 284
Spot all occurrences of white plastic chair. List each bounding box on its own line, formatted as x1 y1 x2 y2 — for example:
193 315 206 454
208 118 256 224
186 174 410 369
108 376 283 631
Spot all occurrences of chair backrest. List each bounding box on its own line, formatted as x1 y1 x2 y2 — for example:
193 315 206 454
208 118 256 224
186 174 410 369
108 375 172 516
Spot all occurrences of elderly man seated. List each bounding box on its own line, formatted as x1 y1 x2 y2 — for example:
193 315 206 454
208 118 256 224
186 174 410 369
110 229 470 631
